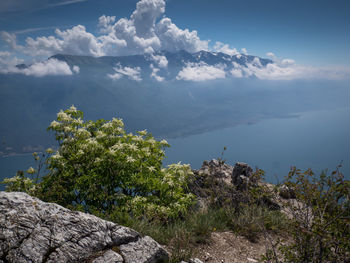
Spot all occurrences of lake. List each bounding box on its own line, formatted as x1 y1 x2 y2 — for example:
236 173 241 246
1 106 349 190
164 106 350 182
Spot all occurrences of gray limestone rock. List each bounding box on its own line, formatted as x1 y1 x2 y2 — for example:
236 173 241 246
196 159 233 184
119 236 169 263
0 192 168 263
92 249 124 263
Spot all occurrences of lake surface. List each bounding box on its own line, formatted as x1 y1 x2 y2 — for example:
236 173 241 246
1 106 349 190
164 106 350 182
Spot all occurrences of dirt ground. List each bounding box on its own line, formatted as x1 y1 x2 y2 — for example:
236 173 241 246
191 231 284 263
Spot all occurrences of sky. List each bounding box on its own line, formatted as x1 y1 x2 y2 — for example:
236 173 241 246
0 0 350 76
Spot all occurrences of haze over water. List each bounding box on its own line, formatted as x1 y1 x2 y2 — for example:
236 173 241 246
1 106 349 190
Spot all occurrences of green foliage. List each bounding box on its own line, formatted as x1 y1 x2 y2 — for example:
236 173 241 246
2 170 36 194
264 166 350 263
1 150 53 194
3 106 195 222
228 204 287 243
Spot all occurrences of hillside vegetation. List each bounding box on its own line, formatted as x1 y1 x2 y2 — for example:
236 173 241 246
2 106 350 263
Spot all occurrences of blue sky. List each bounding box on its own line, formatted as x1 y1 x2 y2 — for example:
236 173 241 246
0 0 350 67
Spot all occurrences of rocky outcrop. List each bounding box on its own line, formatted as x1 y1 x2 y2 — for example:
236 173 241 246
190 160 250 210
278 185 296 199
196 159 233 185
0 192 168 263
231 162 256 190
191 160 281 211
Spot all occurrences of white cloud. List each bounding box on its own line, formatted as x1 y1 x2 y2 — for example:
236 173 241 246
48 0 87 8
24 25 103 57
176 62 226 82
214 42 239 56
230 59 350 80
150 64 164 81
150 53 168 68
0 52 24 73
0 31 18 49
155 17 208 53
0 52 78 77
98 15 116 34
0 0 88 14
72 65 80 73
108 64 142 81
21 58 75 77
241 48 248 55
131 0 165 38
281 58 295 66
230 68 244 78
1 0 208 59
266 52 275 58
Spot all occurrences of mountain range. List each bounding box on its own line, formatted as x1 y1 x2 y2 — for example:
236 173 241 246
0 50 348 156
46 50 272 81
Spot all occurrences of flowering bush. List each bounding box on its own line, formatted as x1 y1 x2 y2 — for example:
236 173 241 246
4 106 195 221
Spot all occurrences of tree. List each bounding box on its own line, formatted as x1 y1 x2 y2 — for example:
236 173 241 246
3 106 195 221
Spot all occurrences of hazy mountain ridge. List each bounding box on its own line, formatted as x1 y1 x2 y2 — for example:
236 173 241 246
1 50 348 156
49 50 273 80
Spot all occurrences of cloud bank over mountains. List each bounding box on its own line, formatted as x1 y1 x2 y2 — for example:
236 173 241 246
1 0 349 80
2 0 207 58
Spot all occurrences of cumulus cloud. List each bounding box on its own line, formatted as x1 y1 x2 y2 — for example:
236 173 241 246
150 53 168 68
24 25 103 57
176 62 226 82
155 17 208 53
98 15 116 34
108 64 142 81
150 64 164 82
1 0 208 60
214 42 239 56
131 0 165 38
241 48 248 55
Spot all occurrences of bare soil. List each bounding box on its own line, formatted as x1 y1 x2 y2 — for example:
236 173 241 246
192 231 285 263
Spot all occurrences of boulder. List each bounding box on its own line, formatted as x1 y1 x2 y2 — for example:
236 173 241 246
231 162 256 190
279 185 296 199
196 159 233 185
0 192 168 263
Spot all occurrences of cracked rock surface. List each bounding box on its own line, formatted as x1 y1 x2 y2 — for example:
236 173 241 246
0 192 168 263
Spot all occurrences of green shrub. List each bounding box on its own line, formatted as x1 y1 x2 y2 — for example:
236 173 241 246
264 166 350 263
2 106 195 222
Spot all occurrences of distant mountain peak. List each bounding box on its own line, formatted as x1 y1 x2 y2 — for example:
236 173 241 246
42 50 273 82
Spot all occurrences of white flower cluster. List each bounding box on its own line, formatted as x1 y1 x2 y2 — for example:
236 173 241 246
57 110 72 122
